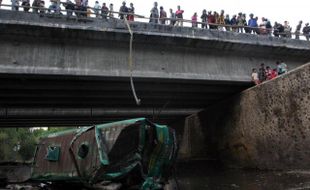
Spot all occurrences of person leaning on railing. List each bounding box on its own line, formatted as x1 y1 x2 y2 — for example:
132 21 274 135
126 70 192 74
48 0 60 14
74 0 85 17
63 0 74 16
21 0 30 12
32 0 40 13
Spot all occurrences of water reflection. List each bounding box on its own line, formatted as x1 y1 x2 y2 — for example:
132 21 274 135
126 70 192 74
176 161 310 190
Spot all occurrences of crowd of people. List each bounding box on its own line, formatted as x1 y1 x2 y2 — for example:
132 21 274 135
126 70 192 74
1 0 310 40
251 61 288 85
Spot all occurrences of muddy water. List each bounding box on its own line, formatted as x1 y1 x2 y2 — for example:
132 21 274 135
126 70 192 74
175 161 310 190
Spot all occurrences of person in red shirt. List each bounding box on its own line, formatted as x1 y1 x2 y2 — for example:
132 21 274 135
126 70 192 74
192 12 198 27
271 68 278 79
208 11 216 29
127 3 135 21
266 66 273 80
175 5 184 26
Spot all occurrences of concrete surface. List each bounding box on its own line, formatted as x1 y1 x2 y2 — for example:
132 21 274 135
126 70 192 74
0 10 310 126
0 10 310 82
181 62 310 169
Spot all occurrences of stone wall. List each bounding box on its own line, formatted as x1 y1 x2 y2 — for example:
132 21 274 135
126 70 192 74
183 62 310 169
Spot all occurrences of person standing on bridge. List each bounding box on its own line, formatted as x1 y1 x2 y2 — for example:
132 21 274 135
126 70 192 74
248 13 258 34
218 10 225 31
32 0 40 13
119 1 128 20
150 2 159 24
175 5 184 26
169 8 176 26
295 21 303 40
224 14 231 31
230 14 237 32
283 21 292 38
48 0 60 14
39 0 45 13
273 22 284 37
236 12 244 33
191 12 198 28
63 0 75 17
101 3 109 20
127 3 134 21
93 1 101 18
109 3 114 18
11 0 19 11
21 0 30 12
201 9 208 29
159 6 167 25
302 23 310 41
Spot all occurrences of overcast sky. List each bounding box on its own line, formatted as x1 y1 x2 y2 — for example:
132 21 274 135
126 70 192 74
2 0 310 29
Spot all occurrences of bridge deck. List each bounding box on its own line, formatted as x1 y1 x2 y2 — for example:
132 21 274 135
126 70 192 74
0 10 309 126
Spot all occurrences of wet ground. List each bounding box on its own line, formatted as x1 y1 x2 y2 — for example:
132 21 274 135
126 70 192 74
2 160 310 190
175 160 310 190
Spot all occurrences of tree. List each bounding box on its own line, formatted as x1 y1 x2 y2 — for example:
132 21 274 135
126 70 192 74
0 127 75 162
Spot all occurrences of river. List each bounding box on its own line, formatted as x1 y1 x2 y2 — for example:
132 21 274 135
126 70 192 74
174 160 310 190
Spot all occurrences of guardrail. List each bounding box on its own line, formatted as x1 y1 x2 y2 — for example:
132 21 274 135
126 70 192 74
0 3 309 40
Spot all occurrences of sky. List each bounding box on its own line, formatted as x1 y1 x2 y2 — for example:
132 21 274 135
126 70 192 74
1 0 310 30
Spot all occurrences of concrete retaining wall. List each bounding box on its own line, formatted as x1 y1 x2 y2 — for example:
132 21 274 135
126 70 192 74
181 62 310 169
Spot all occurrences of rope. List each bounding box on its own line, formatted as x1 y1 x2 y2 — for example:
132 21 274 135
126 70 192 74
124 17 141 106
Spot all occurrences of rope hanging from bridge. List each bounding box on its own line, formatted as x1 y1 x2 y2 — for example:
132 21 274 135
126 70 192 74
124 17 141 106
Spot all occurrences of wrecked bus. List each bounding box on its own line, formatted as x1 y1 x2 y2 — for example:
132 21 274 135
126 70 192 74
31 118 178 189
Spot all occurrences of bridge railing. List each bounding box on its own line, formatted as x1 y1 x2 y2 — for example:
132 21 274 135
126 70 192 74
0 3 309 40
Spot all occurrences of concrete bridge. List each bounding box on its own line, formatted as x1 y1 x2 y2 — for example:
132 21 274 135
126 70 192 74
0 10 310 127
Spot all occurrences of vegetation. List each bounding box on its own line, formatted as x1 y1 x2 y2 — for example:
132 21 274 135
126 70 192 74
0 127 74 162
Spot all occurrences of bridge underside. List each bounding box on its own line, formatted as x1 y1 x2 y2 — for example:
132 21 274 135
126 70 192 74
0 74 250 127
1 10 309 127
